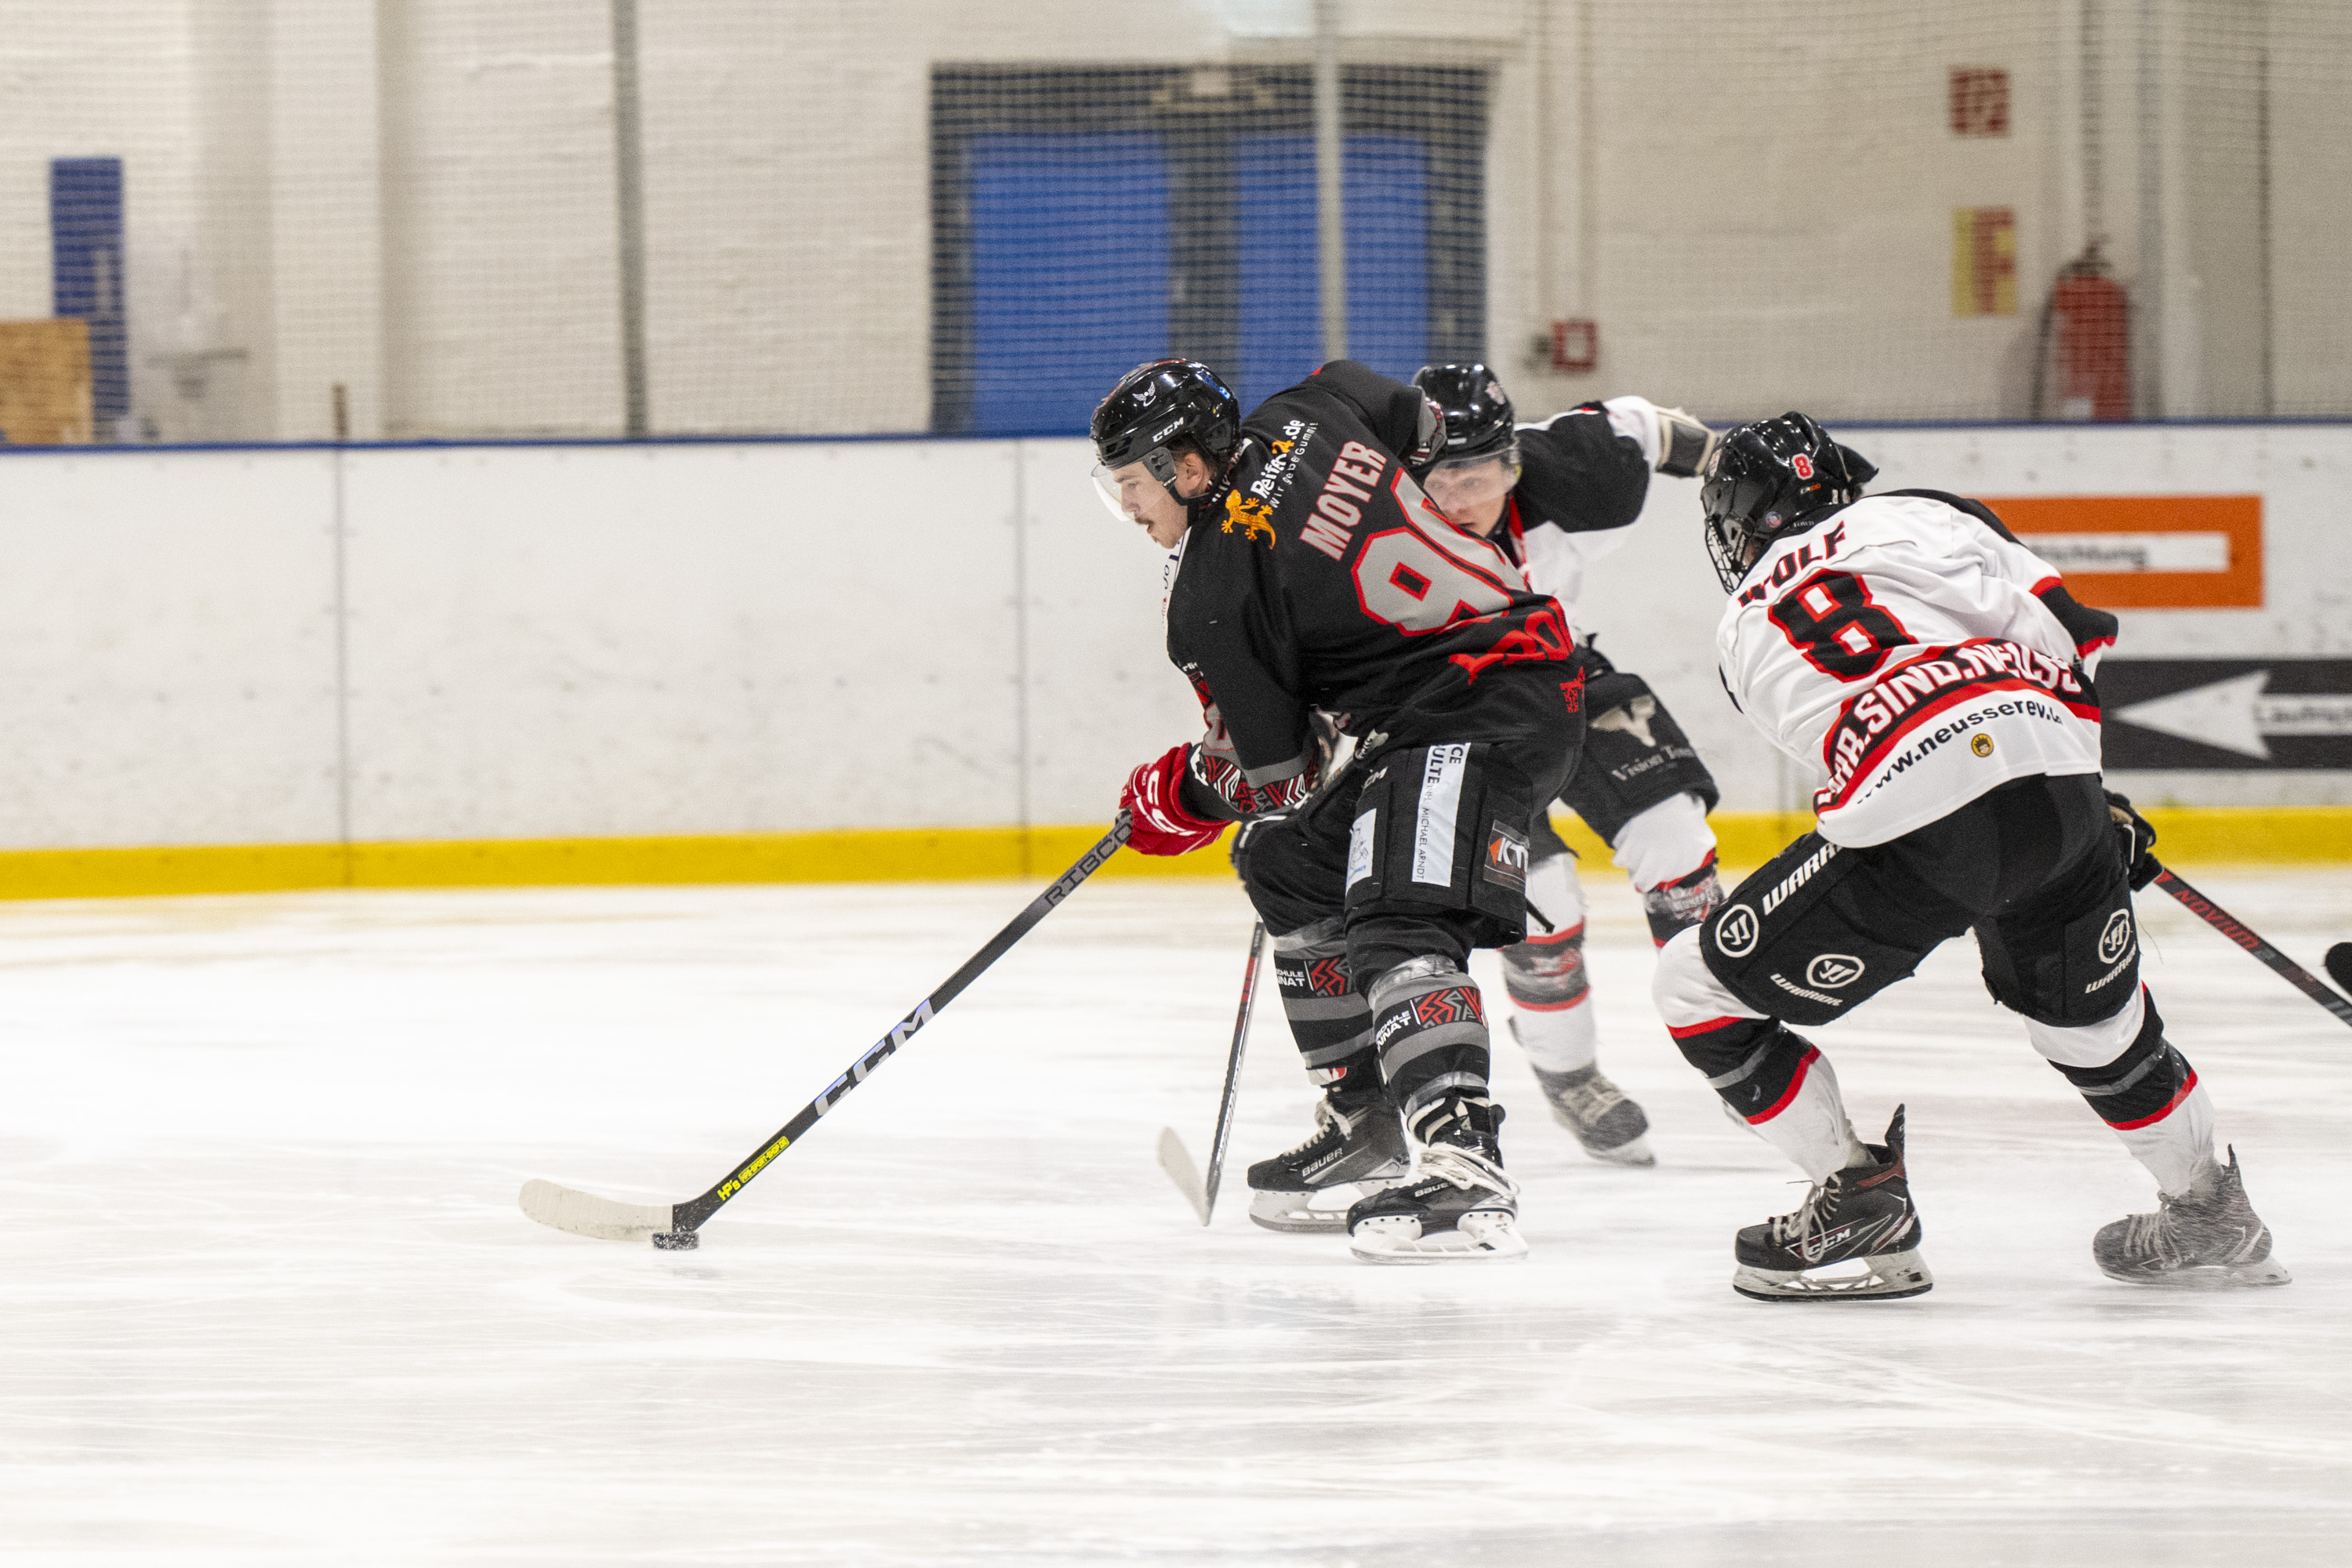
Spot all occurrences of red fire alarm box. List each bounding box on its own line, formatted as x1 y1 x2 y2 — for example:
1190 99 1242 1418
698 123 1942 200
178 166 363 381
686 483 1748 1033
1950 68 2009 136
1551 318 1597 373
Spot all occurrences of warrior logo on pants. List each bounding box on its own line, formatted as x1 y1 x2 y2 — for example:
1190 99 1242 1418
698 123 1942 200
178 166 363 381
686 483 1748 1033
2098 909 2134 965
1715 904 1760 957
1806 953 1866 989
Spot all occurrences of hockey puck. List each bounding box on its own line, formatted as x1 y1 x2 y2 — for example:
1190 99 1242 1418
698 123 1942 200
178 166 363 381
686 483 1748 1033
650 1229 700 1251
2326 942 2352 999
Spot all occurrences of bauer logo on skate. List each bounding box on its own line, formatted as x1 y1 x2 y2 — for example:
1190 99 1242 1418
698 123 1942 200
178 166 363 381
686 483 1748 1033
1715 904 1760 957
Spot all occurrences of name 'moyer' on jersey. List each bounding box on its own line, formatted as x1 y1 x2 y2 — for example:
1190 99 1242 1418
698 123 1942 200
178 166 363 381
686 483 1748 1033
1165 361 1578 818
1718 492 2106 847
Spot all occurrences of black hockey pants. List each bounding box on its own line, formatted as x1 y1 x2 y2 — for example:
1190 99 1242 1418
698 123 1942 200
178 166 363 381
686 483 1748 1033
1231 668 1581 1118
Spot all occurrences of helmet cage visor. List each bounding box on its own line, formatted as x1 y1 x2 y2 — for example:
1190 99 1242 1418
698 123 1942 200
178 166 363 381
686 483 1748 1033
1422 441 1522 517
1700 470 1788 592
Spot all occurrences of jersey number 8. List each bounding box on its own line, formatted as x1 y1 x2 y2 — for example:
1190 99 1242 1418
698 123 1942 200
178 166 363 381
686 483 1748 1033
1768 569 1910 680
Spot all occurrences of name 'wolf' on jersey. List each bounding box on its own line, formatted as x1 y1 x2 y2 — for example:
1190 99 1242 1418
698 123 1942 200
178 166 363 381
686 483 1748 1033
1168 361 1579 818
1718 488 2121 848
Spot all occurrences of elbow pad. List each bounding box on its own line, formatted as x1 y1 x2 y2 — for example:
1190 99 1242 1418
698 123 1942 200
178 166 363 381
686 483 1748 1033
1600 394 1717 478
1654 405 1718 478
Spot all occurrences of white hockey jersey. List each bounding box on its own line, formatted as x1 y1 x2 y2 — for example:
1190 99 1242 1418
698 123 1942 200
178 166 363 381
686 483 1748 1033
1503 396 1667 626
1717 489 2119 848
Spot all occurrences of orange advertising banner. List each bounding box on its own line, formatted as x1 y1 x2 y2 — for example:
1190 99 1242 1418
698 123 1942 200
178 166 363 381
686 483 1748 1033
1987 494 2263 609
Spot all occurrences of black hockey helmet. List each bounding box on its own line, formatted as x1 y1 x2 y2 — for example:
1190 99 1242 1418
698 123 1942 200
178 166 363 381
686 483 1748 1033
1698 412 1878 591
1411 362 1516 466
1091 358 1241 504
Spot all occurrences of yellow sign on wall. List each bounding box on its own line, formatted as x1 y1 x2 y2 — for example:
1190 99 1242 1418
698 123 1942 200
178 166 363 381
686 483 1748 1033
1952 207 2017 316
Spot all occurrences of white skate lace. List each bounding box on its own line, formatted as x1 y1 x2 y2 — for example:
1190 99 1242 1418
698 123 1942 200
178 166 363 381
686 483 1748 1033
1275 1097 1347 1162
2114 1196 2186 1265
1416 1143 1521 1201
1766 1178 1830 1249
1555 1073 1627 1124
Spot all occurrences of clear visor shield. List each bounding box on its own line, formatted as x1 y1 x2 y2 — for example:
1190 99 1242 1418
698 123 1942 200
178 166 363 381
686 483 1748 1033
1421 443 1521 517
1091 459 1169 524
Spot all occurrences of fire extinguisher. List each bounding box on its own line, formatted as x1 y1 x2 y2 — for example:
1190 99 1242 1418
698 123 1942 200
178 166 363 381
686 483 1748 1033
2034 245 2130 421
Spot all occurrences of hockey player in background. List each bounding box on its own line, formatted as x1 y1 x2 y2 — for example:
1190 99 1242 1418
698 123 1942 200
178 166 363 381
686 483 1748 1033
1409 365 1725 1166
1653 412 2289 1299
1094 358 1584 1262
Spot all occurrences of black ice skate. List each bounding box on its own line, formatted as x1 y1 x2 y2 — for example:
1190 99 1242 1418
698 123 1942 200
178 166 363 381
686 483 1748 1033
1528 1061 1655 1166
2093 1147 2291 1289
1346 1097 1525 1265
1245 1089 1412 1233
1731 1106 1932 1301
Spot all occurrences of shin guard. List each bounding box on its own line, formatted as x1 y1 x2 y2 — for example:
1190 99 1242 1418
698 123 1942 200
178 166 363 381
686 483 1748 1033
2038 989 2216 1196
1270 916 1377 1092
1641 854 1726 948
1366 956 1493 1122
1501 855 1598 1073
1672 1014 1861 1182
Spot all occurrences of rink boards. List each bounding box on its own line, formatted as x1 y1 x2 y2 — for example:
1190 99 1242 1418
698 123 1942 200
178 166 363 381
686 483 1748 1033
0 424 2343 895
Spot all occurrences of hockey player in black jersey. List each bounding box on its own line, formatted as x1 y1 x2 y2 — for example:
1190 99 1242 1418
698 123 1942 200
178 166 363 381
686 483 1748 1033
1651 412 2288 1298
1094 358 1586 1263
1410 364 1726 1166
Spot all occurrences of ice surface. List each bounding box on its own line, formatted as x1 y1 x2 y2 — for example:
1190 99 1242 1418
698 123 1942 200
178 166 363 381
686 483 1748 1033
1 869 2347 1563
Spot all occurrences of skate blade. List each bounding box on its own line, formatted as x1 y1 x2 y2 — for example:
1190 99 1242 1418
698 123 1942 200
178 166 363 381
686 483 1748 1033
1247 1180 1403 1235
1732 1247 1934 1301
1544 1105 1657 1166
2099 1255 2293 1290
1348 1210 1528 1265
1577 1131 1657 1167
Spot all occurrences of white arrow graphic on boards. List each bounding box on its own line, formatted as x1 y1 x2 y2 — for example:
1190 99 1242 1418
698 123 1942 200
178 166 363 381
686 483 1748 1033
2111 670 2352 761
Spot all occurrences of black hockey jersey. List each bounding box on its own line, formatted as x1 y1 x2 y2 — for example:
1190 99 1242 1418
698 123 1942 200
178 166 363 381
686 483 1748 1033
1167 361 1578 820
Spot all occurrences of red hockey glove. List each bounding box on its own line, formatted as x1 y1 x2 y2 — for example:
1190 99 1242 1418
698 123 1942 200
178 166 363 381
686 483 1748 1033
1120 745 1229 857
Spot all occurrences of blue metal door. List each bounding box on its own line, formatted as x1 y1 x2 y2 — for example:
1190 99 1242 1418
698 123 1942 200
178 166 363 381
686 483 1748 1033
968 133 1169 437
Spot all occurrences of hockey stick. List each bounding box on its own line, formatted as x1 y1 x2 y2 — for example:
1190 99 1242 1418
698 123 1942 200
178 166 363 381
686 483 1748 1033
2151 866 2352 1031
1157 920 1265 1225
520 815 1132 1248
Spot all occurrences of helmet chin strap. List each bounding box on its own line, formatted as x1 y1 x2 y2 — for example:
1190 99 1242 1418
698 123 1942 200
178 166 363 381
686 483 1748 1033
1155 441 1240 514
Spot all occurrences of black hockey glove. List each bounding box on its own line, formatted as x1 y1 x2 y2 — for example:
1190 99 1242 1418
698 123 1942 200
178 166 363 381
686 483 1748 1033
2106 789 2160 891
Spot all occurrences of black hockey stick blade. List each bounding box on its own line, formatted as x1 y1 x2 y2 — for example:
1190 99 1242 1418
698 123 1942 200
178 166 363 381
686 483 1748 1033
2152 866 2352 1032
2328 943 2352 1000
521 815 1133 1247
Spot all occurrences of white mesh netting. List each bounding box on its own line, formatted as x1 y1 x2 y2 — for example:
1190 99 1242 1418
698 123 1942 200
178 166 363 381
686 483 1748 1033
0 1 2341 444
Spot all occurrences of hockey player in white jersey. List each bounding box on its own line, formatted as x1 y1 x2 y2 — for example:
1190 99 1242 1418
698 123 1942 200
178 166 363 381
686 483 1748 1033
1403 364 1726 1165
1653 412 2288 1299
